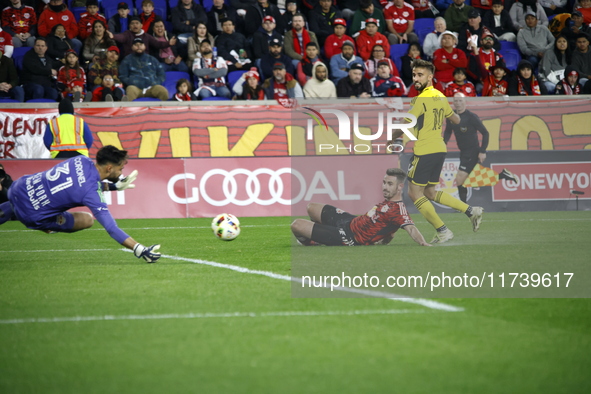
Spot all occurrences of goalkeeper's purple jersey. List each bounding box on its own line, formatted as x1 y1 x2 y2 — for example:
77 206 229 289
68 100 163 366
8 156 130 244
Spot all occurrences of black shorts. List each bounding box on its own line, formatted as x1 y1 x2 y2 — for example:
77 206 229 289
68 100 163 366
316 205 359 246
458 151 479 174
407 152 447 186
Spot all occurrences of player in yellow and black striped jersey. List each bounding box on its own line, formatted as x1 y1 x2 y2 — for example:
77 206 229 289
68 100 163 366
391 59 484 244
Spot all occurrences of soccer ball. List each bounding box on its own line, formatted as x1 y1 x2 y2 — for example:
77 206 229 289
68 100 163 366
211 213 241 241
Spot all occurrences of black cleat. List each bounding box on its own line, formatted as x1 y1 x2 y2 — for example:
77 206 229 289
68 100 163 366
499 169 519 185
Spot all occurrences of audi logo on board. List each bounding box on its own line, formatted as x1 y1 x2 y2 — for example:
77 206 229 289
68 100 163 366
167 168 361 206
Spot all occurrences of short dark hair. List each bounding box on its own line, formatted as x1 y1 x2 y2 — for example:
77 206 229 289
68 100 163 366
453 67 467 76
200 39 211 47
305 42 318 49
386 168 406 183
96 145 129 166
220 18 233 25
360 0 373 10
412 58 435 75
292 12 305 21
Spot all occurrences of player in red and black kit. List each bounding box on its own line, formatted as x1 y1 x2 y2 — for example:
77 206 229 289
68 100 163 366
291 168 431 246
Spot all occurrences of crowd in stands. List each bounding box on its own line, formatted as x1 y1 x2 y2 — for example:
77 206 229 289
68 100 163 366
1 0 591 103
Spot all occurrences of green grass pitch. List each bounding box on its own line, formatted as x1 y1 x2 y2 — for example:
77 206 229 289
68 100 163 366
1 211 590 393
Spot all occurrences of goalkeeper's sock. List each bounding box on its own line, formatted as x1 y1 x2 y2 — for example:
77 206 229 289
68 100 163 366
414 196 445 230
0 201 15 225
434 191 470 214
457 185 468 203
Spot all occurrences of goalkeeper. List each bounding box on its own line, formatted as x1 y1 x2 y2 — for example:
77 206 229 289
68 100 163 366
0 145 161 263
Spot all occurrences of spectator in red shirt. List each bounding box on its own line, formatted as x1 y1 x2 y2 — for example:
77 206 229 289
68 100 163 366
38 0 82 53
409 0 438 19
324 18 356 60
78 0 107 41
0 26 13 58
140 0 163 36
481 62 509 96
433 30 468 85
444 67 477 96
384 0 419 44
1 0 37 48
356 18 390 61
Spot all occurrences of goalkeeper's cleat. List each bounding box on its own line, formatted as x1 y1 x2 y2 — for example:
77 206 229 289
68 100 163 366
133 243 161 263
470 206 484 232
431 228 454 244
499 169 519 185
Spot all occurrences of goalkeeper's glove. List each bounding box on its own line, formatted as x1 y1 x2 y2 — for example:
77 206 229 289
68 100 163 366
115 170 138 191
133 243 161 263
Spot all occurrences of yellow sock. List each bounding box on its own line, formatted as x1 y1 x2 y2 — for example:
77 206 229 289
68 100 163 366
434 191 470 213
414 196 445 230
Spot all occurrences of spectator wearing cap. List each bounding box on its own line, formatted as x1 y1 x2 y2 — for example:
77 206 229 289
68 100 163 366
330 40 364 83
192 39 232 99
1 0 37 48
119 37 168 100
560 11 590 47
108 16 175 59
215 18 252 72
324 18 355 60
554 66 583 94
259 37 296 80
349 0 386 37
365 44 399 79
296 42 326 86
383 0 419 45
356 18 390 61
252 15 284 60
38 0 82 53
0 48 24 101
308 0 343 47
262 61 304 101
432 30 468 84
481 62 509 96
458 8 501 53
538 0 568 17
284 13 319 65
83 20 116 67
0 25 13 58
207 0 238 38
232 67 266 100
139 0 162 36
370 59 406 97
46 24 75 69
336 62 372 97
572 33 591 87
78 0 107 41
508 58 548 95
509 0 548 30
88 46 123 91
171 0 208 42
244 0 285 37
444 67 477 96
423 17 447 58
469 27 506 85
482 0 517 42
303 61 337 98
444 0 475 33
108 2 132 34
517 11 554 70
57 49 90 102
21 37 59 101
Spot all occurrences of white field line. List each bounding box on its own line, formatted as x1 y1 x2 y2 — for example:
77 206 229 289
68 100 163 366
133 251 464 313
2 249 113 253
0 308 434 325
1 217 589 233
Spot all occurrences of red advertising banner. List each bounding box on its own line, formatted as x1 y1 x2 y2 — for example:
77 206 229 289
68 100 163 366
491 162 591 201
1 98 590 159
2 155 399 219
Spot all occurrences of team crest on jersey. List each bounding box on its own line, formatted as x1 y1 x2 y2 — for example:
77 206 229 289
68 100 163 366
62 15 69 21
403 11 409 17
460 127 468 133
452 54 458 59
380 205 389 213
466 87 472 93
24 12 31 18
56 215 66 225
0 38 4 43
376 40 383 44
